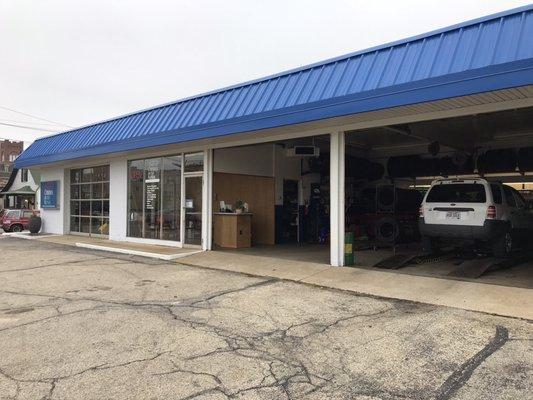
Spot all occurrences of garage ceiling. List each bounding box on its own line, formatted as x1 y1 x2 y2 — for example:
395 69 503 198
347 105 533 157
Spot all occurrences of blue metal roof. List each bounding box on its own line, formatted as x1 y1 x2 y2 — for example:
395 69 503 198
16 5 533 168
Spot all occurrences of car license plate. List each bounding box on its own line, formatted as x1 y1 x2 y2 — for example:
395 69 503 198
446 211 461 220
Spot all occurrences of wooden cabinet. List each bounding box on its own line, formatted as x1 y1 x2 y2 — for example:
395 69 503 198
213 213 252 248
213 172 275 245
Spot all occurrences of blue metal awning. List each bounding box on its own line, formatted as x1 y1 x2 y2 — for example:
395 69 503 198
16 5 533 168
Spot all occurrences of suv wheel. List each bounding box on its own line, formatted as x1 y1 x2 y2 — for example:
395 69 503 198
494 231 513 258
10 224 22 233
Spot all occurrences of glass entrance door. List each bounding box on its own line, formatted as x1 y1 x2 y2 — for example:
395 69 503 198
183 175 203 246
128 151 203 245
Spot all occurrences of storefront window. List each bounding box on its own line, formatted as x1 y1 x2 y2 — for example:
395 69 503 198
184 153 204 172
162 156 182 241
70 165 110 236
128 160 144 238
128 153 197 242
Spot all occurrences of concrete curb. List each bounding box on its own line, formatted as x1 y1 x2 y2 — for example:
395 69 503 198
1 232 60 240
75 242 203 261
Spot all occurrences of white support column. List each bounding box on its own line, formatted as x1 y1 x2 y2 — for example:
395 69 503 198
202 149 213 251
109 159 128 241
330 131 345 266
61 168 70 234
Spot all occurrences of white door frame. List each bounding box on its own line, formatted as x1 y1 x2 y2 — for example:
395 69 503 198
182 172 203 248
180 149 213 249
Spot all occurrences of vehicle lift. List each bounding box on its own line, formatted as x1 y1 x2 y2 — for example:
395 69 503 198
374 247 532 279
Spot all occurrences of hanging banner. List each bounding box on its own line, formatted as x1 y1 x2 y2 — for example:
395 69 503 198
41 181 60 209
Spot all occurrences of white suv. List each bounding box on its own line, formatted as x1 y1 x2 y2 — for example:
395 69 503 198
419 179 533 257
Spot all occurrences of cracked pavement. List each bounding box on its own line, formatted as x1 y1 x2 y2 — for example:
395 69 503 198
0 237 531 399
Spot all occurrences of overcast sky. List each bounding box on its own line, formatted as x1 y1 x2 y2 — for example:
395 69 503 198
0 0 530 146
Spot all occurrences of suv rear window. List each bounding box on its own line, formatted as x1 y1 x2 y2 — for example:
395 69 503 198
503 186 516 207
426 183 487 203
490 184 502 204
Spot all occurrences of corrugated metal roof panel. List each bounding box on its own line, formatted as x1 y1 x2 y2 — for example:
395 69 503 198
16 5 533 168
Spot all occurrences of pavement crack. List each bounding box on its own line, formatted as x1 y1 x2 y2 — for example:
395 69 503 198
65 351 171 378
0 351 170 396
0 256 108 274
187 278 278 306
0 305 106 333
44 378 57 400
310 307 394 336
153 361 223 385
177 387 231 400
435 325 509 400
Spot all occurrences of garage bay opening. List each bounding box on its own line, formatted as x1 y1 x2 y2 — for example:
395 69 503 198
344 106 533 288
212 135 331 264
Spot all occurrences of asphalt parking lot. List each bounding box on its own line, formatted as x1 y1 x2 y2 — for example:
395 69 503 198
0 237 531 400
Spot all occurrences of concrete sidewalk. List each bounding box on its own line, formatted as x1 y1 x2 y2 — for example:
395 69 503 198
180 251 533 320
4 233 530 320
4 232 201 260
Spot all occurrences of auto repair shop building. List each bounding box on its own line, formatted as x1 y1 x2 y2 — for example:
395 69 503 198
15 5 533 266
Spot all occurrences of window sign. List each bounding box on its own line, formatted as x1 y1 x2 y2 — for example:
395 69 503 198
145 183 159 210
145 158 160 182
41 181 60 209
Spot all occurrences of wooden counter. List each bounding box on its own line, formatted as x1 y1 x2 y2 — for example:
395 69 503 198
213 213 252 248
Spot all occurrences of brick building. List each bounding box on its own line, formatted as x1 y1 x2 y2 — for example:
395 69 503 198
0 139 24 190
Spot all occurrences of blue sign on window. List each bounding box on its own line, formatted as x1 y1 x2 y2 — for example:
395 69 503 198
41 181 60 209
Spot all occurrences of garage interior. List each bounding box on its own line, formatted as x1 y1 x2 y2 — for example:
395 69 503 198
210 103 533 289
344 105 533 288
212 135 332 264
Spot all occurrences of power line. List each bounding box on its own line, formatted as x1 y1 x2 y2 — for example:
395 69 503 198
0 105 73 128
0 122 58 133
0 118 65 127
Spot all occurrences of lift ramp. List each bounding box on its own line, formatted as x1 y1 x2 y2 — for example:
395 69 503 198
447 257 500 278
448 251 533 279
374 249 533 277
373 250 455 270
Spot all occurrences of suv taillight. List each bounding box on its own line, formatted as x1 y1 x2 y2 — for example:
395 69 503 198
419 206 424 218
486 205 496 219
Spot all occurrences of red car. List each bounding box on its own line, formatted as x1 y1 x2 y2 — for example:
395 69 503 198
0 209 40 232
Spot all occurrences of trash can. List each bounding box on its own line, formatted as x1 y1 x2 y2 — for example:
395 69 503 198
344 232 355 266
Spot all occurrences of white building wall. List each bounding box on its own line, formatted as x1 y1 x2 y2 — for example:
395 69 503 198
109 159 128 241
214 144 274 176
39 167 69 235
214 143 302 206
2 168 39 209
9 169 38 192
